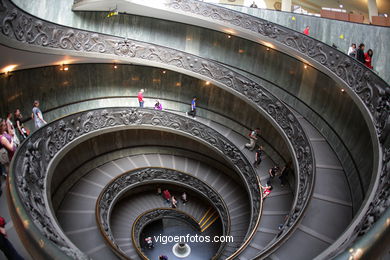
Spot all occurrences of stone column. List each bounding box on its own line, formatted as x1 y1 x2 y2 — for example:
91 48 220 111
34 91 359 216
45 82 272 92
281 0 292 12
367 0 378 23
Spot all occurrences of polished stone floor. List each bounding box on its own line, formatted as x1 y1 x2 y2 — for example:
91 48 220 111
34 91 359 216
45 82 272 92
141 218 222 260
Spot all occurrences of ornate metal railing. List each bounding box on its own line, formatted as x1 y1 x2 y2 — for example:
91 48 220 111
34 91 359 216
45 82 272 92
115 0 389 257
2 0 316 258
70 0 390 256
131 208 201 260
96 167 231 259
9 107 261 259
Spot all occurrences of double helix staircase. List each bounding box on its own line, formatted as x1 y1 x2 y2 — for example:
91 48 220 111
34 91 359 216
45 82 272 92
50 108 353 259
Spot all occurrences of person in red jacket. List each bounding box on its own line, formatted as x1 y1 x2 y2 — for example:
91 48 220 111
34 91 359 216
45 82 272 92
303 26 310 36
137 89 144 108
162 189 171 203
364 49 374 69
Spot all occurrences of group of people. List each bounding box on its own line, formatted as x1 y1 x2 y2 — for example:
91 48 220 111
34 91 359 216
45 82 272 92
300 27 374 70
137 89 197 118
0 101 46 259
138 89 163 111
157 188 188 209
245 128 292 199
0 101 46 181
348 43 374 69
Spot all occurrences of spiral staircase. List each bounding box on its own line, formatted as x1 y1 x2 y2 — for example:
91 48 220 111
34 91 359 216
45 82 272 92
0 0 389 260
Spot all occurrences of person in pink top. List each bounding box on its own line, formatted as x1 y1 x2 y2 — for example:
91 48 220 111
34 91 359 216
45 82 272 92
138 89 144 107
303 26 310 36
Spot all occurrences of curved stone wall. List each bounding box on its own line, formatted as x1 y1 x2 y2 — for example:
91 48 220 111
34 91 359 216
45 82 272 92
220 4 390 84
14 0 390 84
0 64 290 164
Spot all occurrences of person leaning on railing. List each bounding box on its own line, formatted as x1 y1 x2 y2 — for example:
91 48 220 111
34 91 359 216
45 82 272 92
0 118 17 175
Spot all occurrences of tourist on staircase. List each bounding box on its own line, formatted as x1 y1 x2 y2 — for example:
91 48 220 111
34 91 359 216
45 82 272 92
31 100 47 130
181 192 188 204
171 196 178 208
245 128 260 151
162 189 171 204
138 89 145 108
253 145 264 168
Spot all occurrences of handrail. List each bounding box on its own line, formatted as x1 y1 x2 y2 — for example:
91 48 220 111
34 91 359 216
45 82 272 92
226 174 263 259
21 93 288 165
131 0 389 257
164 1 388 258
3 0 316 257
95 167 232 259
72 0 388 255
9 107 263 259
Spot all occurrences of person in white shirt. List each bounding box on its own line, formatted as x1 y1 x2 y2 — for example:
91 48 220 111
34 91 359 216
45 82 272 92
245 128 260 151
348 43 357 58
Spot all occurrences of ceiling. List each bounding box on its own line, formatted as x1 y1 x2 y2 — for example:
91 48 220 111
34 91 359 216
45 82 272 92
0 44 120 74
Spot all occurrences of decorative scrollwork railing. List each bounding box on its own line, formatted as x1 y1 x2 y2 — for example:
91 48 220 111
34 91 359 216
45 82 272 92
2 0 316 257
96 167 231 259
71 0 389 255
162 0 389 257
9 107 260 259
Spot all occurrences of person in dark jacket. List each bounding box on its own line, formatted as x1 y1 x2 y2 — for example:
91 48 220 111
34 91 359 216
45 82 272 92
253 146 264 168
0 216 24 260
356 43 365 64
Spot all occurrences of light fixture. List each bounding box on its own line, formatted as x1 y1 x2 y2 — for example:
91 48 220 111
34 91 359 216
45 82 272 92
339 4 343 8
1 64 17 74
205 81 210 85
227 34 232 39
341 88 345 93
113 64 118 69
60 64 69 71
162 70 166 74
385 14 388 18
304 65 308 69
266 47 270 51
175 82 181 87
238 49 245 54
